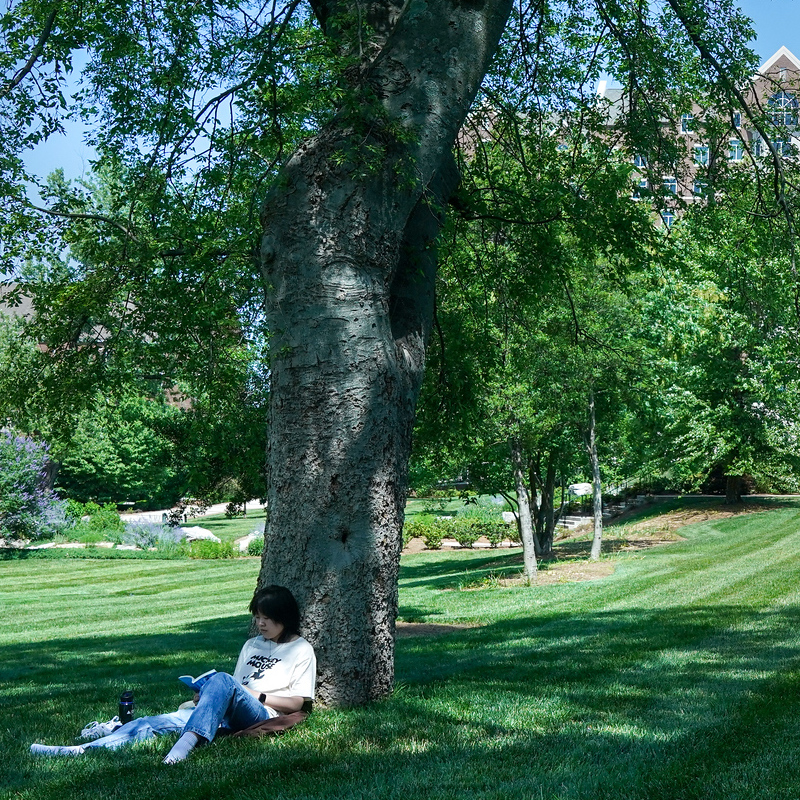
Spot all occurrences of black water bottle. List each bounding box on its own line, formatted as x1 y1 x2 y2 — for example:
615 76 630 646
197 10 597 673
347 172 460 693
119 691 135 724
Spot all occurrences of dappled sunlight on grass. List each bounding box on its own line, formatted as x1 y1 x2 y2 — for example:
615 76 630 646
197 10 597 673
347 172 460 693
5 504 800 798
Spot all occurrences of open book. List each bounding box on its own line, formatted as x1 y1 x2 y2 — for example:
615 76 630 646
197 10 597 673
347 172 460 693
178 669 217 691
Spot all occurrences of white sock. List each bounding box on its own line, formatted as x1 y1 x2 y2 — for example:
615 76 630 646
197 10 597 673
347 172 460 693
30 743 85 757
163 732 201 764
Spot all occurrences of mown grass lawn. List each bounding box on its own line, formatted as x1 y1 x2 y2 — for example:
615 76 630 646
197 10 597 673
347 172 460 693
4 499 800 799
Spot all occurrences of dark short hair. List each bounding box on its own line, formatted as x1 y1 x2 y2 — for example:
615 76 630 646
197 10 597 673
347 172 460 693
249 585 301 643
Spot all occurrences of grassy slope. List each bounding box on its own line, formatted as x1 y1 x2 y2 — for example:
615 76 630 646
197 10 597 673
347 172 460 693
4 500 800 799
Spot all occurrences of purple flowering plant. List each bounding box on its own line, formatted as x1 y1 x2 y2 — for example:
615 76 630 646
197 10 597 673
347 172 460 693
0 432 66 541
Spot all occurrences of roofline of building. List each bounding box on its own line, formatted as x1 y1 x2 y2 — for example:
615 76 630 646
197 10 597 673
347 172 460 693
758 46 800 75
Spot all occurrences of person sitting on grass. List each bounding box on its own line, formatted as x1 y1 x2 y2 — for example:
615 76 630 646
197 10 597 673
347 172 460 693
30 585 316 764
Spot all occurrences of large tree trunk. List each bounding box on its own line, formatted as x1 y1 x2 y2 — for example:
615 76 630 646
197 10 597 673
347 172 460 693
587 391 603 561
510 437 538 581
256 0 513 706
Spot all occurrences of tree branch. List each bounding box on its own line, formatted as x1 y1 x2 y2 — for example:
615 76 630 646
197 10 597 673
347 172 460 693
28 203 140 241
458 210 564 227
0 4 60 101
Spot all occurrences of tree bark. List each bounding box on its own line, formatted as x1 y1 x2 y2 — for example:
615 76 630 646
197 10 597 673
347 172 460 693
533 450 558 557
510 437 538 581
528 456 542 555
256 0 513 706
725 474 742 504
587 391 603 561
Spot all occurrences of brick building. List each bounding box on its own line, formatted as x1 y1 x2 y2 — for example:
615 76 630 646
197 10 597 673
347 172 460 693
598 46 800 226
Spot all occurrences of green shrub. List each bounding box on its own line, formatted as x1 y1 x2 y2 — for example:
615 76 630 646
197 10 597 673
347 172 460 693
403 517 441 549
187 539 236 559
450 518 480 549
402 518 426 543
247 536 265 556
421 519 447 550
225 501 246 518
90 502 123 531
481 521 509 548
65 500 124 541
422 528 444 550
65 499 85 523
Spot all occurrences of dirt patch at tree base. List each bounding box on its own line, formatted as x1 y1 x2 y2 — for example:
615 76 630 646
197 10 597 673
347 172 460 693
517 559 616 585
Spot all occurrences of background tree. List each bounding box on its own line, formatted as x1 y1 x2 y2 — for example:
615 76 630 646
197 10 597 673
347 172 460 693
413 57 658 574
634 173 800 502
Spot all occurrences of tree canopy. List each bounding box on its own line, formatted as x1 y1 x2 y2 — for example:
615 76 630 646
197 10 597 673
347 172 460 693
4 0 799 704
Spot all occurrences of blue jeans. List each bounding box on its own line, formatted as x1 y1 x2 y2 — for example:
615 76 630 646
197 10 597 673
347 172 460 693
181 672 273 742
83 709 195 750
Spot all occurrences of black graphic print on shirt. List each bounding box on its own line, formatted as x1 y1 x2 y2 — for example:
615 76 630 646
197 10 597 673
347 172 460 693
241 654 281 685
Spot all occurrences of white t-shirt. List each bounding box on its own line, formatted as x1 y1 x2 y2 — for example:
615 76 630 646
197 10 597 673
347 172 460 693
233 635 316 704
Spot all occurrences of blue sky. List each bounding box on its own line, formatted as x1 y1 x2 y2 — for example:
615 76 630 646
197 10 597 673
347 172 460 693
23 1 800 182
736 0 800 65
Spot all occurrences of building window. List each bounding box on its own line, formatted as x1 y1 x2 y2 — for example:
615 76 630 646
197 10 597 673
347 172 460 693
663 176 677 194
752 138 763 157
733 112 742 128
774 139 793 156
693 180 708 196
633 154 647 167
694 145 709 165
769 91 798 126
729 139 744 161
680 113 694 133
632 177 648 198
661 210 675 227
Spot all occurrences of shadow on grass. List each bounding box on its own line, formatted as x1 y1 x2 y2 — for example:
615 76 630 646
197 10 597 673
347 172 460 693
8 601 800 800
550 538 681 560
399 551 524 589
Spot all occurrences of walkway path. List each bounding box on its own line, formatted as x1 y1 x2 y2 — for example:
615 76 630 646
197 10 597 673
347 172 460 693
123 500 267 524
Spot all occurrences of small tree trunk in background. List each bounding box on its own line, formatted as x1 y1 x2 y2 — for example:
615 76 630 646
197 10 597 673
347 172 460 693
528 457 543 556
539 453 558 557
725 475 742 504
510 437 538 580
43 457 59 491
587 392 603 561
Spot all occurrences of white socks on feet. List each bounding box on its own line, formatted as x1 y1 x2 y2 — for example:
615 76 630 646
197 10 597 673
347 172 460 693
31 731 202 764
163 731 201 764
30 743 86 757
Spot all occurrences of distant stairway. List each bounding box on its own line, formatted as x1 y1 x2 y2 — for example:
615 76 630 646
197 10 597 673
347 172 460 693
557 514 589 530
